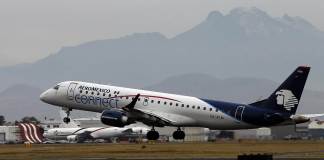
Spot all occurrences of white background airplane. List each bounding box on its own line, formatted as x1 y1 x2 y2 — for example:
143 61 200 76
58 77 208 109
44 126 148 143
40 66 324 140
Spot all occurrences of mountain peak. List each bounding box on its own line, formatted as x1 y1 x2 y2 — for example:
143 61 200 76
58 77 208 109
281 14 316 31
206 11 224 21
229 7 269 18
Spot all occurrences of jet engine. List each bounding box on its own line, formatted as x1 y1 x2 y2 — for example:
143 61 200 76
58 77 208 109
101 109 131 127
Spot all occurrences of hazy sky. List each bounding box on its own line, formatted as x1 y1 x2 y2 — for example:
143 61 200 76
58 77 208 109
0 0 323 67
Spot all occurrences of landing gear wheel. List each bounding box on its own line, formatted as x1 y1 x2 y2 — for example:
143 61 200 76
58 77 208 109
147 127 159 140
63 117 71 124
147 131 159 140
173 128 185 140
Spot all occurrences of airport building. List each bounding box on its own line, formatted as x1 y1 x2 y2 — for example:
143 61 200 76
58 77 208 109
308 120 324 139
229 128 272 140
0 123 43 144
0 126 21 144
40 118 61 131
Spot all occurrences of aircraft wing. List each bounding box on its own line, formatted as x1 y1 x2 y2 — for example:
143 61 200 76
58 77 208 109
122 93 193 127
299 114 324 118
135 108 177 124
135 108 196 127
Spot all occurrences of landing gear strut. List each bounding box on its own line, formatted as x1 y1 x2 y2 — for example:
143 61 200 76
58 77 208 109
146 126 159 140
62 107 72 124
173 127 185 140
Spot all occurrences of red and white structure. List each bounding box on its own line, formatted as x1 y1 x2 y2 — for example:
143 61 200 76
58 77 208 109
17 123 44 143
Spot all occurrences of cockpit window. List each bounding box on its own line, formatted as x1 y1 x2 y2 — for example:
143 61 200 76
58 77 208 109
53 85 60 90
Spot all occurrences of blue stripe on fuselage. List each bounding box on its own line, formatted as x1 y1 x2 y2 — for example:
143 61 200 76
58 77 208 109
200 99 291 126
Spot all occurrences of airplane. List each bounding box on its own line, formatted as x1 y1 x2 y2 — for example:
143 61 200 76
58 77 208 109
43 126 148 143
40 66 324 141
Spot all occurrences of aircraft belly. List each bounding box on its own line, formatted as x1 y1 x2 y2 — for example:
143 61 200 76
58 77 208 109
206 115 257 130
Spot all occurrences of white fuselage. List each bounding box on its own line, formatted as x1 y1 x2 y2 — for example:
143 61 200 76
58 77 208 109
40 81 256 130
44 126 148 141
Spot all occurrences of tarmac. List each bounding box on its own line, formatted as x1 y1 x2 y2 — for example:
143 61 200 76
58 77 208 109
0 140 324 160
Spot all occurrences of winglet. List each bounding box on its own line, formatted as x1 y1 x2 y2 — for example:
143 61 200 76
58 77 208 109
123 94 140 111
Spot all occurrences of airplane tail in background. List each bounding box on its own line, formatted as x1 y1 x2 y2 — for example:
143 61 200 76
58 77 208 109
250 66 310 115
18 123 44 143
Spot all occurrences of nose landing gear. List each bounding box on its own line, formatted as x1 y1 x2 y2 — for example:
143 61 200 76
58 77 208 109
173 127 185 140
62 107 72 124
63 117 71 123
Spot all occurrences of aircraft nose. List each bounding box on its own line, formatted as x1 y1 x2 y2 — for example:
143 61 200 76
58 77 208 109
40 90 48 102
40 89 54 103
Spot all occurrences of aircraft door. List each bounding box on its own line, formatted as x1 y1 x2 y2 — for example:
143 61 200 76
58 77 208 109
143 97 149 106
234 106 245 121
67 82 78 100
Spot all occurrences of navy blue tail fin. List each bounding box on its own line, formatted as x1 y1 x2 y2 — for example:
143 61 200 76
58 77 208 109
250 66 310 115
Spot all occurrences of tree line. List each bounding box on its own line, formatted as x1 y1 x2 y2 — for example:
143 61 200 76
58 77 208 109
0 115 40 125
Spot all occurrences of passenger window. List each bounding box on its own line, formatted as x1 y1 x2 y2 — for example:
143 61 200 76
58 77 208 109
186 105 189 108
164 102 167 105
151 100 154 103
192 106 195 109
85 91 88 94
97 92 100 95
203 107 206 110
80 90 82 93
170 102 172 106
158 101 160 104
138 98 141 101
176 103 178 106
144 99 148 102
91 92 94 95
209 108 212 111
103 93 106 96
109 94 111 97
197 106 200 110
181 104 184 107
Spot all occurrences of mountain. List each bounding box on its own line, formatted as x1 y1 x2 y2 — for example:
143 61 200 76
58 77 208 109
0 84 58 121
1 74 324 121
145 73 324 114
0 7 323 92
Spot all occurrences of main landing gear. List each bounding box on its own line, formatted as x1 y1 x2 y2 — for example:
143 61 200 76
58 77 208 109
173 127 185 140
146 126 186 141
62 107 72 124
146 126 159 141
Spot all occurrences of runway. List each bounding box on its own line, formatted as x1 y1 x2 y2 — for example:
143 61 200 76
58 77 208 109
0 140 324 160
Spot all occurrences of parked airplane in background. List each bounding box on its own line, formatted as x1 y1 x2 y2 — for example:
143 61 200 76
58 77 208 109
40 66 324 140
44 126 148 143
